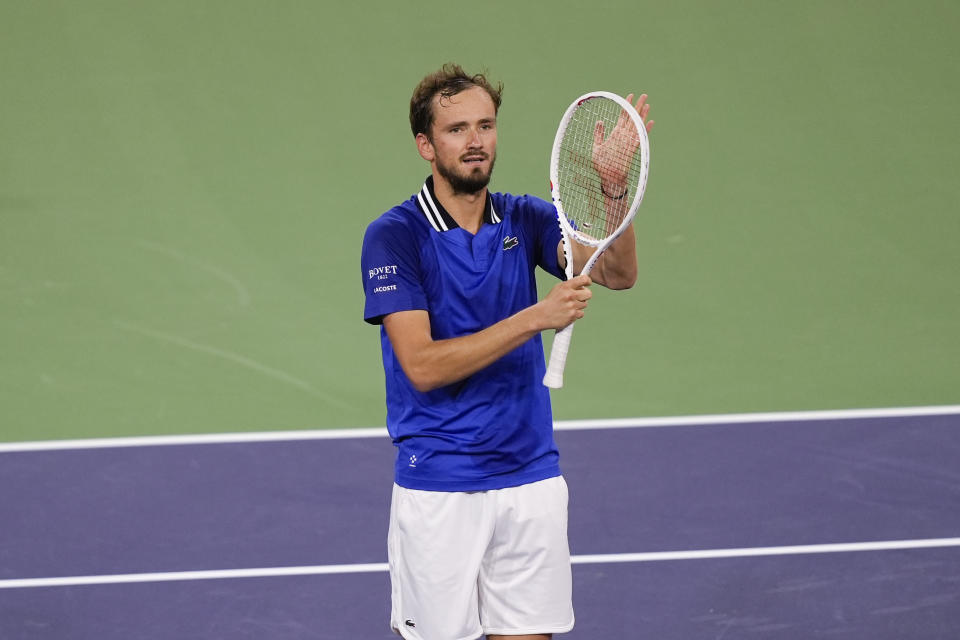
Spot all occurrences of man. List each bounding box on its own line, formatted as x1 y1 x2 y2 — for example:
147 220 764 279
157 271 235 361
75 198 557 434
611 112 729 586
361 64 653 640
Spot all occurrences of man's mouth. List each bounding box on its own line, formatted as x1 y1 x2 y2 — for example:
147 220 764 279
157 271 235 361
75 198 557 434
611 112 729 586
462 154 488 165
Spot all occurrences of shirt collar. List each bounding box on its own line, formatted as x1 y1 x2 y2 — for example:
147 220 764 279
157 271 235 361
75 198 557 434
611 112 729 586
415 175 501 232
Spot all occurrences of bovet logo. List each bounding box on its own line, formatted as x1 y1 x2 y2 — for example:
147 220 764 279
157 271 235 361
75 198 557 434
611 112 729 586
368 265 398 280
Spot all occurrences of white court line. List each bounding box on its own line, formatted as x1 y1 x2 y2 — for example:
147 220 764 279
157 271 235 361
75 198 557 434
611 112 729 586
570 537 960 564
1 405 959 453
555 405 960 431
3 537 959 590
0 427 390 453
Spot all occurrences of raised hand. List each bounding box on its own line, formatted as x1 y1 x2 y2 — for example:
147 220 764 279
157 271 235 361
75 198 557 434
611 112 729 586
591 93 653 195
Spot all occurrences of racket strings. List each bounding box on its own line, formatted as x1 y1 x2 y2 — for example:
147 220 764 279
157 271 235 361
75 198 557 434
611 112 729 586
555 98 645 242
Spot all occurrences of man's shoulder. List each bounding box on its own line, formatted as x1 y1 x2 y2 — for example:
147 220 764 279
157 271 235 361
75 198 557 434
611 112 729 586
490 191 555 219
369 196 419 226
490 192 557 239
365 197 428 239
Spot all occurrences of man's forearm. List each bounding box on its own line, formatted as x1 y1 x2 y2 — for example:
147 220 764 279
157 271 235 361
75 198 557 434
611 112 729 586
595 222 638 289
384 276 593 392
566 222 638 290
387 307 544 392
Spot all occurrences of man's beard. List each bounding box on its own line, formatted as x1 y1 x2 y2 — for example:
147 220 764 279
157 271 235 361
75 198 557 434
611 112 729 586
435 152 496 195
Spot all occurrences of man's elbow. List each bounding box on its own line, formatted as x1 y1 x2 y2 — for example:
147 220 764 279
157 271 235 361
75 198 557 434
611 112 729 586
606 269 638 290
405 363 444 393
410 377 440 393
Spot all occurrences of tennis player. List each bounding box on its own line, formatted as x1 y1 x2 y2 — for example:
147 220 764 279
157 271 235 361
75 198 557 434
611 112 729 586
361 64 653 640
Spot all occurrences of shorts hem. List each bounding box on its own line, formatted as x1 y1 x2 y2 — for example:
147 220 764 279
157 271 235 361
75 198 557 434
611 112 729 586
392 622 483 640
482 618 575 636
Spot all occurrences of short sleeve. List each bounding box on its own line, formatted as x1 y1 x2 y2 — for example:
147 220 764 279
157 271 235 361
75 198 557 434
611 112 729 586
516 195 565 280
360 214 428 324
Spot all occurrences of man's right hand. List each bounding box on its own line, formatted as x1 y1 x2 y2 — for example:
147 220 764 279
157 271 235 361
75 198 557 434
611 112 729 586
535 274 593 330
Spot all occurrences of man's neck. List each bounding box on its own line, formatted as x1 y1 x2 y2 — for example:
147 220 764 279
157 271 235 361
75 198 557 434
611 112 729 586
432 173 487 235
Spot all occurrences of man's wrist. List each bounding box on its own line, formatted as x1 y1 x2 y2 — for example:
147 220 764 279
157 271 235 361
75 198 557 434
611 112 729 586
601 183 628 200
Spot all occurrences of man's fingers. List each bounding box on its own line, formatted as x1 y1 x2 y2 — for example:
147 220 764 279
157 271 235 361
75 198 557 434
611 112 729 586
569 274 592 288
632 93 652 129
637 94 653 132
617 93 636 131
593 120 605 147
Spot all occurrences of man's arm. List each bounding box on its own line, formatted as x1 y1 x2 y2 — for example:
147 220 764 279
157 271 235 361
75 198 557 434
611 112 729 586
561 223 638 290
383 275 592 392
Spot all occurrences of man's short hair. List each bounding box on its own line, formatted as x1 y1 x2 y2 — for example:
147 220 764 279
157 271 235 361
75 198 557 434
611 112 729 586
409 63 503 139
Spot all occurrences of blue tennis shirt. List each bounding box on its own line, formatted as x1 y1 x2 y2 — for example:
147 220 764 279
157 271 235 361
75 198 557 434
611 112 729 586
361 177 566 491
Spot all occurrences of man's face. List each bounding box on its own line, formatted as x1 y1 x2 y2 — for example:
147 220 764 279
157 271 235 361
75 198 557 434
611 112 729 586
420 86 497 195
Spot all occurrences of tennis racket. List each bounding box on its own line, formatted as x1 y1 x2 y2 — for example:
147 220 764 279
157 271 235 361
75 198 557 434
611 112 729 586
542 91 651 389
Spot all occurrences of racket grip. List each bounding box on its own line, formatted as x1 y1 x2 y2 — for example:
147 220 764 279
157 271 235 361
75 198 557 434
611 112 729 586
542 323 575 388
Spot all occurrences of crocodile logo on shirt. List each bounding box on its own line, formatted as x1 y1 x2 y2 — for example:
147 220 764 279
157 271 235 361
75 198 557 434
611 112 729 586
502 236 519 250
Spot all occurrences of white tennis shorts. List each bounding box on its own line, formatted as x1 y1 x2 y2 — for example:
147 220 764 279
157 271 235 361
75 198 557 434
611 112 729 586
388 475 575 640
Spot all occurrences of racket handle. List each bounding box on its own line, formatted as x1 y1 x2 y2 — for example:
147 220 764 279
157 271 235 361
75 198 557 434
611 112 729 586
542 323 575 388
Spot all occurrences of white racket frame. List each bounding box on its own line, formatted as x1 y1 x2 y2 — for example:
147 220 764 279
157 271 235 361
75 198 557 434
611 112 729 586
543 90 651 389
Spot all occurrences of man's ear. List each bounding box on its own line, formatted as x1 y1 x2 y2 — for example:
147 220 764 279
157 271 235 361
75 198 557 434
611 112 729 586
415 133 435 162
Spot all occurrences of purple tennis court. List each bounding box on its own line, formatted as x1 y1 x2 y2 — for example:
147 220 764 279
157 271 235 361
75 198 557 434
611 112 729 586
2 408 959 639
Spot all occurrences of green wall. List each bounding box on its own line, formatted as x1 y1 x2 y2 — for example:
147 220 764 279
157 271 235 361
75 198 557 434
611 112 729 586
2 1 958 440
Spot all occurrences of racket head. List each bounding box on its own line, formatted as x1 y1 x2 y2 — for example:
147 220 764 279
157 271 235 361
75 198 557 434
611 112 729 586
549 91 650 248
